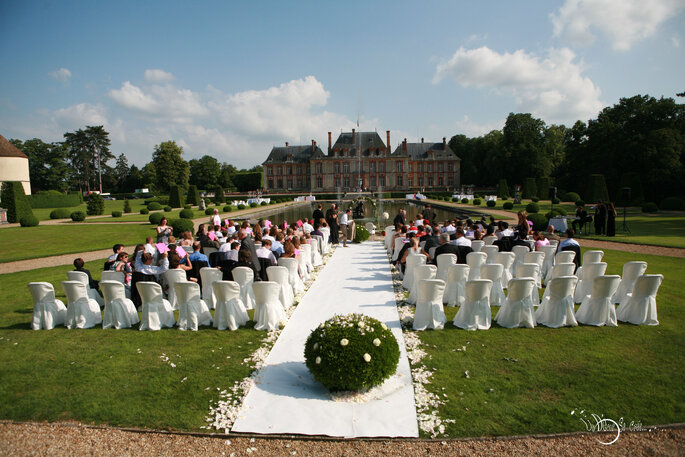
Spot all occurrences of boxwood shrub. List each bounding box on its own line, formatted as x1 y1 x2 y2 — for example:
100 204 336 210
575 199 586 207
223 205 233 213
164 205 172 212
50 208 72 219
19 215 39 227
531 197 540 202
452 197 459 202
205 208 214 216
304 314 400 392
525 202 539 213
545 208 567 219
354 225 370 243
237 204 246 210
86 193 104 216
260 201 267 206
486 200 496 208
70 211 86 222
503 202 514 210
147 202 162 210
552 197 561 204
111 210 122 217
659 196 685 210
179 208 194 219
149 212 165 225
473 198 481 206
140 208 149 215
461 198 469 204
642 202 658 213
250 202 258 208
527 213 548 231
123 199 132 213
169 218 194 237
563 191 581 203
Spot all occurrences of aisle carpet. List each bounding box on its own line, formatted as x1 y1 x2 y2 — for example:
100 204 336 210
231 242 418 437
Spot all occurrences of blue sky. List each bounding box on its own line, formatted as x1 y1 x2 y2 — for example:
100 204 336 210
1 0 683 168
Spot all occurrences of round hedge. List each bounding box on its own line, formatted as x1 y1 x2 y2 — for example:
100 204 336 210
527 213 548 231
545 208 567 219
552 197 561 204
223 205 233 213
50 208 71 219
179 209 194 219
205 208 214 216
355 225 370 243
473 198 481 206
19 215 39 227
563 192 581 203
304 314 400 392
660 196 685 210
503 202 514 210
461 198 469 204
260 201 267 206
237 204 246 210
525 202 539 213
111 210 122 218
148 202 162 210
575 199 586 207
164 205 172 212
169 218 194 237
140 208 149 215
486 200 496 208
452 197 459 202
250 202 258 208
149 212 165 225
642 202 658 213
70 211 86 222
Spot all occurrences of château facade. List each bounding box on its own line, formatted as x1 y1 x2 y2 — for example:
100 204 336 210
262 130 461 193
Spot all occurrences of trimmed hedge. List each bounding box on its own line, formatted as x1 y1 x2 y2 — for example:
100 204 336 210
527 213 548 231
169 218 194 237
563 192 581 203
70 211 86 222
147 202 162 210
237 204 246 210
223 205 233 213
659 197 685 210
576 199 586 207
50 208 72 219
1 182 33 223
250 202 258 208
111 210 123 217
461 198 468 204
149 212 165 225
531 197 539 203
486 200 496 208
586 174 610 203
304 314 400 392
354 225 370 243
545 208 567 219
164 205 172 212
19 215 39 227
526 202 539 213
536 177 551 200
205 208 214 216
552 197 561 204
186 185 199 206
452 197 459 202
140 208 149 215
214 186 225 204
497 179 510 199
26 192 81 208
123 199 132 213
86 193 105 216
168 185 184 208
522 177 537 199
260 201 267 206
503 202 514 210
179 209 194 219
473 198 481 206
642 202 658 213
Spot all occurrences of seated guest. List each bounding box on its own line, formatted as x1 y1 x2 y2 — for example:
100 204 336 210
73 257 99 290
256 238 277 265
545 225 561 243
108 244 124 263
188 241 209 264
230 249 260 281
110 251 132 278
166 235 178 250
180 231 194 247
280 240 297 259
271 233 285 256
137 251 169 278
302 219 314 234
533 231 550 250
131 244 145 271
144 237 156 255
214 225 225 243
168 251 194 279
495 221 514 240
433 232 461 263
453 227 472 247
311 223 324 238
558 228 580 251
223 241 241 262
571 204 592 234
422 225 441 252
399 236 430 273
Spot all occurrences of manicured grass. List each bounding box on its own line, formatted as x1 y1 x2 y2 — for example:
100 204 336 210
577 212 685 248
0 259 265 431
31 199 149 221
0 224 156 263
417 248 684 437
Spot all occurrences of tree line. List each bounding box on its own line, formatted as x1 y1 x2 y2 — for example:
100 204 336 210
449 94 684 204
10 133 262 195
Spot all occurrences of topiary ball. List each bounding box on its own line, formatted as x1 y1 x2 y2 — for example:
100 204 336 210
223 205 233 213
527 213 548 231
526 202 539 213
19 215 39 227
304 313 400 392
237 204 246 210
148 202 162 210
70 211 86 222
164 205 172 212
111 210 122 217
642 202 658 213
452 197 459 202
503 202 514 210
461 198 469 204
354 225 370 243
552 197 561 204
250 202 258 208
179 208 194 219
486 200 496 207
575 199 585 207
149 212 164 225
205 208 214 216
260 201 267 206
50 208 71 219
473 198 481 206
140 208 149 215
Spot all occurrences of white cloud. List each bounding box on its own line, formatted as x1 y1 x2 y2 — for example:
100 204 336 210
144 69 174 82
673 37 681 48
454 116 504 137
53 103 108 129
433 46 603 124
551 0 685 51
49 68 72 83
108 80 208 122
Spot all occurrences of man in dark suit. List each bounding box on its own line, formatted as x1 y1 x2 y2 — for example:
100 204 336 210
393 208 406 227
312 204 325 226
238 229 261 274
325 203 339 244
73 257 99 290
433 233 461 264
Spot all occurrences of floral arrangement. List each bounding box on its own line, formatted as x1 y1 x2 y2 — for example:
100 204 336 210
304 313 400 392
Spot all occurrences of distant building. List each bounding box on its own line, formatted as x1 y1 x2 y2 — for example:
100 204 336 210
0 134 31 195
262 130 461 193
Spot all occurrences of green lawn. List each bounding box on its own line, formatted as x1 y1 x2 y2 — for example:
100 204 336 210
0 224 157 263
31 199 150 221
0 248 682 436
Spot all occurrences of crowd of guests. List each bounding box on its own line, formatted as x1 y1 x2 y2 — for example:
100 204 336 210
571 201 617 236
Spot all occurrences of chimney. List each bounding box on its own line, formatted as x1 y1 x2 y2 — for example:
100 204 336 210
402 138 407 153
312 139 316 149
285 141 289 147
386 130 391 152
443 137 446 147
352 128 355 143
328 132 332 152
421 137 424 143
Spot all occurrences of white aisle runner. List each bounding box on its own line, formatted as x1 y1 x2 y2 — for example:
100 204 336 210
232 242 418 438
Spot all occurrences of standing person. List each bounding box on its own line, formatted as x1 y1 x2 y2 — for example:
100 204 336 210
517 211 530 238
210 209 221 228
340 208 352 247
423 203 436 225
606 201 617 237
156 217 171 244
238 228 261 274
312 204 324 226
393 208 406 226
594 201 606 235
326 203 339 245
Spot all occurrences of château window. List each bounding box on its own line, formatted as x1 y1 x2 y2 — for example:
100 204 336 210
343 163 349 173
397 162 403 173
316 177 323 188
316 163 322 174
428 164 432 173
379 176 385 186
371 176 376 187
334 163 340 173
397 175 403 187
438 163 443 172
418 164 423 172
379 161 385 172
370 162 375 172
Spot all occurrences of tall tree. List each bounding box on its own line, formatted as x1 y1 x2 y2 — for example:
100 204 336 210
10 138 70 192
502 113 547 185
63 128 91 192
189 155 220 189
84 125 113 193
151 141 189 192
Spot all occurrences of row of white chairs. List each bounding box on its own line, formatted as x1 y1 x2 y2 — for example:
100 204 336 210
412 273 663 331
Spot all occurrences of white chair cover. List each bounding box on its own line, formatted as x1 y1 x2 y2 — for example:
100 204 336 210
102 270 131 299
541 263 576 301
312 234 324 256
101 280 139 329
429 246 437 260
61 280 103 329
232 266 257 309
575 275 621 326
299 245 312 280
444 264 470 306
515 263 541 307
483 235 497 246
137 281 175 331
278 257 304 295
575 250 605 280
200 267 223 309
253 281 287 331
267 265 294 309
481 263 505 306
482 245 499 264
310 238 323 267
28 282 66 330
535 276 578 328
164 269 187 310
524 251 545 287
616 274 663 325
408 264 437 305
66 270 104 308
470 240 485 253
549 239 559 248
466 252 487 281
413 279 447 330
384 227 396 252
613 261 648 305
402 254 426 290
574 262 608 303
546 251 577 283
436 253 457 283
454 279 493 330
392 237 407 262
320 227 331 254
495 278 536 328
494 252 515 287
511 245 529 278
539 245 557 283
213 281 249 331
175 281 212 331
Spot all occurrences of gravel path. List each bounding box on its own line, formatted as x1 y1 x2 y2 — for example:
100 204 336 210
1 422 682 456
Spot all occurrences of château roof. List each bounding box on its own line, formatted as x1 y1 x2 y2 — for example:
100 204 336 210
329 131 388 157
0 134 28 159
392 140 460 161
263 144 323 165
